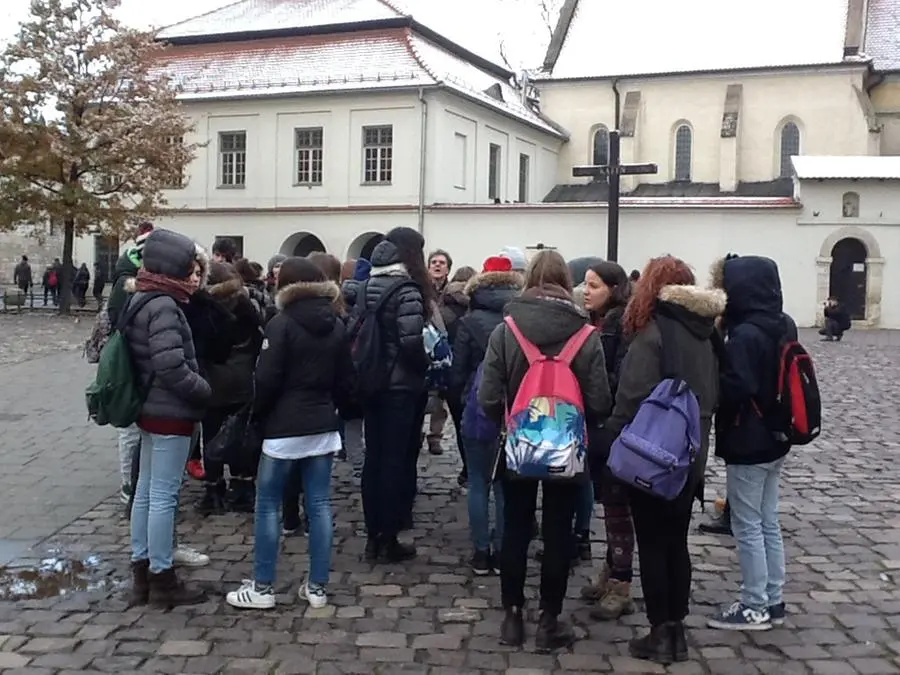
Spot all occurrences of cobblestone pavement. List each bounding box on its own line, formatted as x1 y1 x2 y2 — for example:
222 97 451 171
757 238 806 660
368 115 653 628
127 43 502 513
0 324 899 674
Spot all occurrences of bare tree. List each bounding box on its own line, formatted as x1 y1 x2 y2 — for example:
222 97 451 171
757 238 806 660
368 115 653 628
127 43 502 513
0 0 199 313
496 0 565 72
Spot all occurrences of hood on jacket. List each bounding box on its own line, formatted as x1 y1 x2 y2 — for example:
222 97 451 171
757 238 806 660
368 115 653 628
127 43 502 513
353 258 372 281
465 271 523 313
142 229 209 284
207 275 246 308
444 281 469 308
711 255 783 331
276 280 341 336
504 291 588 348
369 239 403 268
657 284 727 339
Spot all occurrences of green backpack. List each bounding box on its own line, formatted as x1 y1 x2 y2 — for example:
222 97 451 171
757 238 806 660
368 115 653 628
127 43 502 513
86 292 164 428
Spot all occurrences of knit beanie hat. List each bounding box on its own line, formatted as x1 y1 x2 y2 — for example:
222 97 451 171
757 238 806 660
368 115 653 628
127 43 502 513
385 226 425 252
499 246 528 272
483 255 512 273
133 221 154 258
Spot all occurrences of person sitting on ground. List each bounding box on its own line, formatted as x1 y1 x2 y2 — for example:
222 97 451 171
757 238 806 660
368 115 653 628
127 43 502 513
820 296 851 341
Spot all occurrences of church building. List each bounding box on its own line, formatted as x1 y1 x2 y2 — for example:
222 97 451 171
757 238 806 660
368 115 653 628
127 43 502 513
69 0 900 328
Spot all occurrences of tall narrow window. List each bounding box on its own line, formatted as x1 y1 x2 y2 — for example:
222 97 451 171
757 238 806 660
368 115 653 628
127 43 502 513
592 126 610 167
518 153 530 203
674 124 692 182
842 191 860 218
93 235 118 282
163 136 185 189
362 125 393 184
295 127 324 185
488 143 502 201
779 121 800 178
219 131 246 187
454 132 467 189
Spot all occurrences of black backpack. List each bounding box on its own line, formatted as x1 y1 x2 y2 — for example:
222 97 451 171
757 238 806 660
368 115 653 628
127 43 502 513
348 278 415 399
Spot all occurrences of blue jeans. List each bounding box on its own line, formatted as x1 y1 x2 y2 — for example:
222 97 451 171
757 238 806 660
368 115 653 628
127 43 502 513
727 457 787 611
255 452 334 586
574 481 594 533
463 436 504 553
131 432 192 573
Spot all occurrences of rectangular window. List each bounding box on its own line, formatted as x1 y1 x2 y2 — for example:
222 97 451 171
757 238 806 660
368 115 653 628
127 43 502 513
219 131 247 187
295 127 324 185
518 153 530 203
362 125 393 184
454 132 467 189
488 143 502 201
163 136 185 189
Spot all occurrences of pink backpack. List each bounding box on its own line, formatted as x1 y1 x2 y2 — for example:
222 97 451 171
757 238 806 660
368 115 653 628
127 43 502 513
503 316 594 480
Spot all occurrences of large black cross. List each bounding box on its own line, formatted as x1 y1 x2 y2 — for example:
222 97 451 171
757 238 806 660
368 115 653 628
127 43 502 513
572 130 658 262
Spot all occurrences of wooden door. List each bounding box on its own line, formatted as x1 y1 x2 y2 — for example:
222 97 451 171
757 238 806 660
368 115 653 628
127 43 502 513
829 238 867 320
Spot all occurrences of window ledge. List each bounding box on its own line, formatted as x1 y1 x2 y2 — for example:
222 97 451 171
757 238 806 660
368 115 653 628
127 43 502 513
293 182 324 188
217 185 247 190
361 182 392 186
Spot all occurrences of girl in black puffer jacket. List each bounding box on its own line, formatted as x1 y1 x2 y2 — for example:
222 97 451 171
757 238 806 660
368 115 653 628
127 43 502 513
449 255 522 576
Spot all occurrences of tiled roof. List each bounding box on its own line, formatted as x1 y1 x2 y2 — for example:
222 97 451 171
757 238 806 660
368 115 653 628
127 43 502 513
865 0 900 71
792 155 900 180
157 0 404 41
543 179 794 203
160 28 565 138
544 0 850 79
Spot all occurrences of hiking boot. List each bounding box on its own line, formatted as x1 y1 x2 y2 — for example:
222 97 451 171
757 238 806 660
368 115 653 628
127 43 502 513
470 549 492 576
590 579 634 620
427 437 443 456
130 559 149 606
670 621 689 662
628 624 674 665
535 612 575 653
381 538 416 563
574 530 591 562
500 606 525 646
196 482 226 516
580 562 611 603
148 568 207 609
227 479 255 513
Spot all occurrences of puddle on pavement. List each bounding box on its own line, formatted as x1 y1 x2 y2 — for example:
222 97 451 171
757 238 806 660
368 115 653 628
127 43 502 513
0 552 122 600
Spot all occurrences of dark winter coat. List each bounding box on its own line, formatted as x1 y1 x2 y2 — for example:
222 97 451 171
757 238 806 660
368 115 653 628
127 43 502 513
599 284 725 508
449 270 522 402
254 281 356 439
712 255 797 466
440 281 470 343
203 276 263 409
13 261 32 289
479 289 613 479
596 305 628 396
824 303 851 331
354 241 429 392
124 230 211 423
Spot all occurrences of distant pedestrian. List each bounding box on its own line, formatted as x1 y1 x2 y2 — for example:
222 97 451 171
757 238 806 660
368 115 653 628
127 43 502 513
13 255 32 295
92 262 107 307
73 263 90 307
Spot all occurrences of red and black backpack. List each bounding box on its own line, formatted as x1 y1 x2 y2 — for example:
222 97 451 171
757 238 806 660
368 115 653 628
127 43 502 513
770 338 821 446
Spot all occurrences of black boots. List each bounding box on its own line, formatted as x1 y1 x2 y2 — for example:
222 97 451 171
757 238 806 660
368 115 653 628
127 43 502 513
147 568 207 609
227 478 255 513
196 481 226 516
535 612 575 653
500 606 525 646
130 559 149 606
574 530 591 562
364 536 417 563
629 622 689 664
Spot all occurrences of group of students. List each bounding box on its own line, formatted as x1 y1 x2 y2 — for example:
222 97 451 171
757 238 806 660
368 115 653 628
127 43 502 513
101 222 807 665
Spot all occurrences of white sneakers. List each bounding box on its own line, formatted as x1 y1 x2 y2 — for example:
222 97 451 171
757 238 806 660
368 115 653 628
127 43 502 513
226 580 276 610
299 580 328 609
173 546 210 568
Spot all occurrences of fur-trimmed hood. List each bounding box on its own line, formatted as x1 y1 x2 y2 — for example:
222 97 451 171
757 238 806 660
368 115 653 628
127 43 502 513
658 285 727 319
275 280 341 311
207 276 245 304
464 270 523 314
464 271 524 297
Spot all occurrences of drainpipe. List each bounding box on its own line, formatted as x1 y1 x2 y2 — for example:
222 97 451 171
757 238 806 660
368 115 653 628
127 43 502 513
417 87 428 234
612 78 621 128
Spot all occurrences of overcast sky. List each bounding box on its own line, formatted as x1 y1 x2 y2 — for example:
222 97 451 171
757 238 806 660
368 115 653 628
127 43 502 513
0 0 553 70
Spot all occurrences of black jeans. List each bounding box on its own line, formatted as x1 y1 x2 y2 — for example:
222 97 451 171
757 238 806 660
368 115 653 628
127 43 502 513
630 489 694 626
201 404 253 482
362 391 425 539
501 479 577 616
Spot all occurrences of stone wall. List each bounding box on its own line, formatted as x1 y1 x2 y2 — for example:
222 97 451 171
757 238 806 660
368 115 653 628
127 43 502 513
0 225 64 286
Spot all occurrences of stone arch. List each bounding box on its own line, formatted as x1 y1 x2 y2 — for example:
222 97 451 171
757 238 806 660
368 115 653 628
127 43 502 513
815 226 883 327
346 231 384 261
280 232 326 257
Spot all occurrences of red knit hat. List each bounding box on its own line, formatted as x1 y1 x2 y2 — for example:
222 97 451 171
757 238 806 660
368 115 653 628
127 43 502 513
483 255 512 273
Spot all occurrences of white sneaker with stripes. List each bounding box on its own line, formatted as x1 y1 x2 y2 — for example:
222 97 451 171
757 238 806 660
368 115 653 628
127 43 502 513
226 580 275 610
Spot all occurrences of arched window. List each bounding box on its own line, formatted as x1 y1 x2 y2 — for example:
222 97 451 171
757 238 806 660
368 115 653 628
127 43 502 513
842 191 860 218
779 121 800 177
674 124 692 182
592 126 610 168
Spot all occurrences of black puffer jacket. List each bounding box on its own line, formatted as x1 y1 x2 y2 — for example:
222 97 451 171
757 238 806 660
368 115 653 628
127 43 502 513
712 255 797 466
597 305 628 396
355 241 429 392
254 281 356 439
124 229 211 423
204 276 263 409
449 270 522 400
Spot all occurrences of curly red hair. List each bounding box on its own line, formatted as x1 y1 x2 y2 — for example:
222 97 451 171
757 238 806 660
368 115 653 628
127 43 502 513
623 255 695 335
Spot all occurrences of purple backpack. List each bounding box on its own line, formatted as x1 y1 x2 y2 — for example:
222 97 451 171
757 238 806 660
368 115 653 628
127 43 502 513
460 319 501 442
606 376 701 501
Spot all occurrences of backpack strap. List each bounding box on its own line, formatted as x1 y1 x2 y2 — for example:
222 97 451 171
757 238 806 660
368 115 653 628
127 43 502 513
556 324 595 366
504 316 542 365
369 278 416 314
